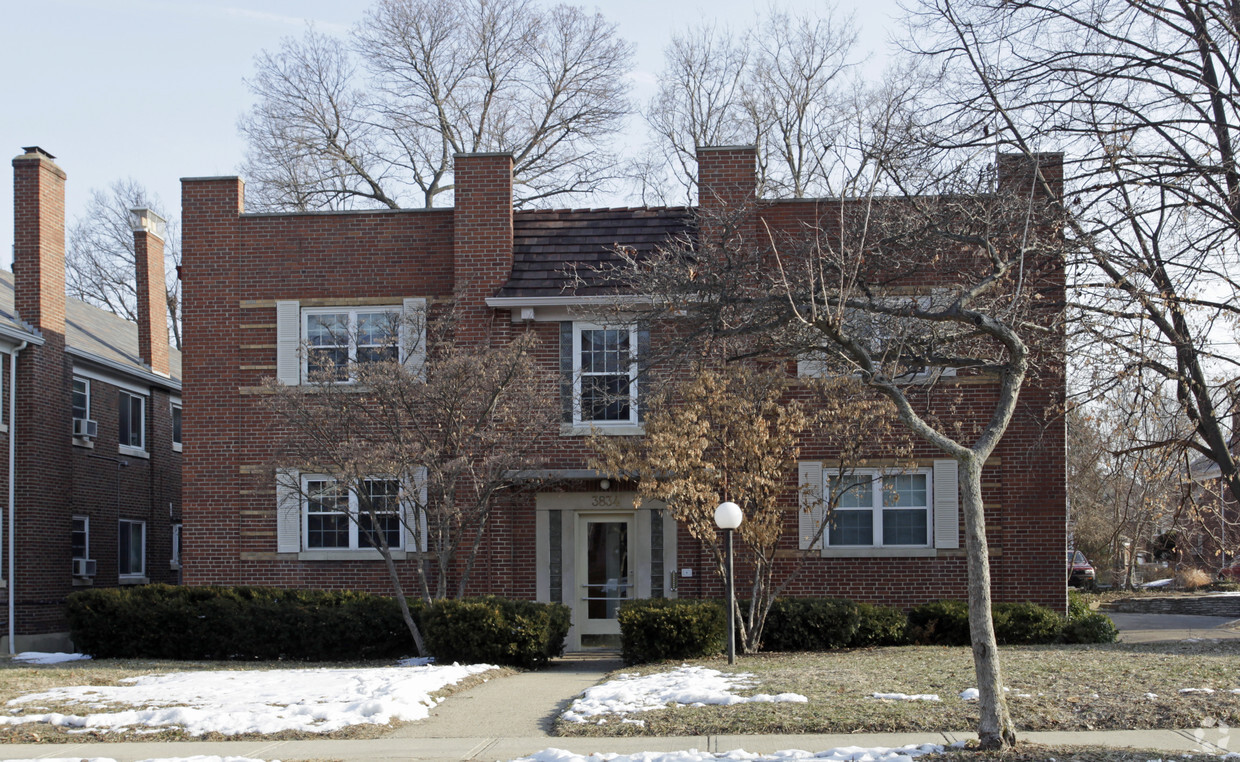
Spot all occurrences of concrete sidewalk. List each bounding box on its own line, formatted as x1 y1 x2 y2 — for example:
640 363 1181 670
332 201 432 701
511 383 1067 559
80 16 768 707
1 728 1237 761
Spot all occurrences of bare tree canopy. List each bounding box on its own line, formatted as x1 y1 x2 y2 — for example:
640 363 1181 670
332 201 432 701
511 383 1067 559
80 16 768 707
66 179 182 350
240 0 634 211
642 6 859 201
909 0 1240 528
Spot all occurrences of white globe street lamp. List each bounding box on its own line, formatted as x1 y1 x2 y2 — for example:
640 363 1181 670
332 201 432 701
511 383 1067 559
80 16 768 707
714 501 744 664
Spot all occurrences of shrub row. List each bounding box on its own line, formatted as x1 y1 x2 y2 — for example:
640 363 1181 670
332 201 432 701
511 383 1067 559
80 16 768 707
66 585 570 667
619 595 1116 663
906 597 1117 646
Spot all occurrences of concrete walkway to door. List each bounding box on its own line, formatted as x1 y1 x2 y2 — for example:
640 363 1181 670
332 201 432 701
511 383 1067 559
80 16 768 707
391 651 623 739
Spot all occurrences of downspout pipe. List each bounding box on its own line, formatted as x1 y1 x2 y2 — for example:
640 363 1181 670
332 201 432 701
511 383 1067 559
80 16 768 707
8 341 26 655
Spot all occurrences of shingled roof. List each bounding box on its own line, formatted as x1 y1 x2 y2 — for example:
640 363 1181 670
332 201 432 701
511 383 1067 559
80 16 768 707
0 270 181 385
496 206 693 298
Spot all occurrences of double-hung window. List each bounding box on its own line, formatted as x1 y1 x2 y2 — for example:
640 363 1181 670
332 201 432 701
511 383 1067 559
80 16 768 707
171 401 182 452
303 308 401 382
71 516 90 562
303 476 404 551
826 469 932 547
118 519 145 580
118 391 146 454
573 325 638 426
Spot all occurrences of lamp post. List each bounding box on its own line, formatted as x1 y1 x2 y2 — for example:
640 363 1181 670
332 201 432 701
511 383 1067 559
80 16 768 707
714 500 743 665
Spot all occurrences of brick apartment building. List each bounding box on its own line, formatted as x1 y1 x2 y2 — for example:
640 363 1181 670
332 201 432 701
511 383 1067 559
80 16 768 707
3 148 182 652
180 146 1066 650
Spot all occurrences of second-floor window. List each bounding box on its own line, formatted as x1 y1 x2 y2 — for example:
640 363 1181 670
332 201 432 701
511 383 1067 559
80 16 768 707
303 308 401 382
573 325 638 426
171 402 182 452
118 391 145 452
72 377 90 421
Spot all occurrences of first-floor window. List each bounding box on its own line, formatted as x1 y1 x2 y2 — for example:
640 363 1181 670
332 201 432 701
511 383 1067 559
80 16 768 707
827 469 931 547
118 519 145 578
303 476 404 551
172 524 182 567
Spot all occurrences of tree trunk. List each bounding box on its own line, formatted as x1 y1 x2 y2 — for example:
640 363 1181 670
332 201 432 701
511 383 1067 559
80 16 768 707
959 454 1016 748
378 545 427 657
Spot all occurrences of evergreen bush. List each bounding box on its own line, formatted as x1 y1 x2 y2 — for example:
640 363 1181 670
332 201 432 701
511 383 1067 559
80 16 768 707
906 600 972 645
850 602 909 647
67 584 413 660
992 601 1063 644
761 598 860 651
618 598 725 664
422 596 570 668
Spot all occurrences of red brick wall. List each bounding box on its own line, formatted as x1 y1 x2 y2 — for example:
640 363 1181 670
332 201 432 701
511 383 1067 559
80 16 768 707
179 150 1067 614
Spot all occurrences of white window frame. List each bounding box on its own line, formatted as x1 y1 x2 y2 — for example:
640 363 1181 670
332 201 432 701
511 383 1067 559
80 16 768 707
170 399 182 452
71 515 90 561
301 306 402 384
118 390 147 456
823 468 934 549
300 474 406 552
118 518 146 581
572 323 639 427
71 376 92 443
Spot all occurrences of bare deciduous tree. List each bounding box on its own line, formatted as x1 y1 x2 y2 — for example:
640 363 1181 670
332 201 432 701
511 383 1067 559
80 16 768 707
66 179 182 349
910 0 1240 538
643 6 858 201
608 153 1066 746
262 313 556 654
240 0 633 211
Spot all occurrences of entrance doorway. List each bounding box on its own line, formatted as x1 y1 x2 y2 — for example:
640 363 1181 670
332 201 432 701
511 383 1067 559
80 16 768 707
536 492 679 651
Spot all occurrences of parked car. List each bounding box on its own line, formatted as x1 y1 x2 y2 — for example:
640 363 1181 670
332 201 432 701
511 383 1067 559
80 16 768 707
1068 550 1096 588
1219 561 1240 580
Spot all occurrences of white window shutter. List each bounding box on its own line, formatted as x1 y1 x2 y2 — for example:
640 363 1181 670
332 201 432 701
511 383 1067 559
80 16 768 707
404 467 428 553
402 298 427 378
798 461 824 550
275 468 301 553
275 300 301 385
933 459 960 549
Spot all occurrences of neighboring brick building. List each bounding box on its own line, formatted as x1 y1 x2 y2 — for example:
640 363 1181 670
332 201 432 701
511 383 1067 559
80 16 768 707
180 146 1066 650
2 147 182 652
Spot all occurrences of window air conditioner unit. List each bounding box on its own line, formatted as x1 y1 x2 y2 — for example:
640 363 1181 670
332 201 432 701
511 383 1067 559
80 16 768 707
73 418 98 439
72 558 97 577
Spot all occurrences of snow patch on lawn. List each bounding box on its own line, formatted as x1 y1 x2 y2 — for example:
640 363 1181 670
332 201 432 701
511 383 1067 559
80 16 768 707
11 652 92 665
871 693 940 702
0 661 493 735
513 742 944 762
561 666 807 723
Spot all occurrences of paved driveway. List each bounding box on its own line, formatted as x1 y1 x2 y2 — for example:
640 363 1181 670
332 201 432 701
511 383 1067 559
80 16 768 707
1108 611 1240 642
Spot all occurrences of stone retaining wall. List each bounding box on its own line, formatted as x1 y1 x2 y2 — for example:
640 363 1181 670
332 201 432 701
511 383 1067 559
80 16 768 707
1100 595 1240 617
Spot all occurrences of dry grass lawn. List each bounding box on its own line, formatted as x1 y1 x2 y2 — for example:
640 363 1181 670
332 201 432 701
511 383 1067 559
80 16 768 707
556 640 1240 736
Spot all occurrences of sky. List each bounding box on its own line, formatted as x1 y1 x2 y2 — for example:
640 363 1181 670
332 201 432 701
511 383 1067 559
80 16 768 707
0 0 907 269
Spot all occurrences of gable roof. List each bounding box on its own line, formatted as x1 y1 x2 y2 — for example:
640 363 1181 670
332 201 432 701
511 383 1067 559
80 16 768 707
495 207 692 298
0 270 181 388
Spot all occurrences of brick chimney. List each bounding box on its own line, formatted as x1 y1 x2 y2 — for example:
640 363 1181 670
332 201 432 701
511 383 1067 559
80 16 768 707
12 146 66 335
453 152 513 343
130 207 170 376
695 145 759 248
997 151 1064 200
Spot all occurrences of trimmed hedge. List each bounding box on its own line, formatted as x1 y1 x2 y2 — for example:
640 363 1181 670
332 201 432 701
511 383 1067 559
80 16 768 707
850 603 909 647
618 598 725 664
907 598 1118 646
993 602 1063 645
67 584 414 660
422 596 570 669
907 600 971 645
761 598 860 651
